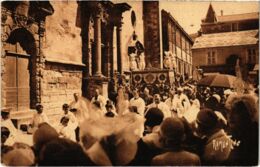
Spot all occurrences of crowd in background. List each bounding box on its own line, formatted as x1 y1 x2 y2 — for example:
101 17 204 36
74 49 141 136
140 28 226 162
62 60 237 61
1 81 259 166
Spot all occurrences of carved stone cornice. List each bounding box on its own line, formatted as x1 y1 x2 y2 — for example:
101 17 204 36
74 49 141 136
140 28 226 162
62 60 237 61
87 2 103 19
111 3 131 27
13 13 28 28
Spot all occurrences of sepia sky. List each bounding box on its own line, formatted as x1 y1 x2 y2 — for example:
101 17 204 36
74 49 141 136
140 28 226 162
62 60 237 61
160 1 259 34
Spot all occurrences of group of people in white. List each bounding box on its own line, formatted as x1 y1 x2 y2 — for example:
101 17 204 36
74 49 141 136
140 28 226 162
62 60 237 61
1 83 259 166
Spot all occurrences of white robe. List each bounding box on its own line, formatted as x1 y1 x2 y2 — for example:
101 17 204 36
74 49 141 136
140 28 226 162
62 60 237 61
146 102 172 119
91 95 107 115
129 97 145 116
31 112 49 132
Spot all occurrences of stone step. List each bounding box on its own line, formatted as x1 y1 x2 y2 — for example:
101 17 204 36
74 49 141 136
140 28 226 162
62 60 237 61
10 110 34 119
10 110 63 130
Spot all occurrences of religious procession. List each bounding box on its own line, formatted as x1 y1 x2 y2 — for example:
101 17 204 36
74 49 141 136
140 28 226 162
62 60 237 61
1 1 259 166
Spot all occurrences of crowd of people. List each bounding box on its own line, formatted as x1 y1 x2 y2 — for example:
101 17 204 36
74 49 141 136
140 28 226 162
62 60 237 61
1 82 259 166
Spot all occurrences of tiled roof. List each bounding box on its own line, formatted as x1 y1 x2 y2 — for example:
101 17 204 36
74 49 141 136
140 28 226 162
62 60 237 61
192 30 259 49
217 12 259 22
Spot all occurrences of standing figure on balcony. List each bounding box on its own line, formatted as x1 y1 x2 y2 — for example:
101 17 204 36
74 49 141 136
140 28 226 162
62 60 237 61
128 31 145 71
139 52 146 70
130 53 138 71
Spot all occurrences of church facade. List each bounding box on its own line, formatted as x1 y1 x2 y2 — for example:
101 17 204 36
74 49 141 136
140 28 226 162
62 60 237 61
1 1 193 122
1 1 144 117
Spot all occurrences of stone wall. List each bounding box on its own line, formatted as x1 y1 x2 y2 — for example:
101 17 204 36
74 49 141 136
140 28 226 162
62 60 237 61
41 62 83 114
43 1 82 63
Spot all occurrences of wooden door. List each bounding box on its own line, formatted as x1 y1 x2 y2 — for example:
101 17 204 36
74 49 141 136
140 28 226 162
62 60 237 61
4 53 30 111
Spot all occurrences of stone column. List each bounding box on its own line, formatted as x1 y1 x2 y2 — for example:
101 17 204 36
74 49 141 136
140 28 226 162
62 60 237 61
113 26 118 72
94 6 102 76
112 3 131 73
117 23 123 74
36 20 46 105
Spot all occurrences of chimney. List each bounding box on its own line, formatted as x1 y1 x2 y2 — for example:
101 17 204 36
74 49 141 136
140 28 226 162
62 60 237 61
221 10 223 16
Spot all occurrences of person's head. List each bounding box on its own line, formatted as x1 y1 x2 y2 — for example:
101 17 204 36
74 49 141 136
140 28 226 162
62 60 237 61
60 116 69 127
228 95 258 131
1 126 10 144
177 87 183 95
74 93 80 101
93 101 101 109
190 93 196 100
205 94 221 111
144 87 150 96
2 142 35 166
33 123 59 155
145 107 164 129
62 103 69 114
39 138 92 166
105 111 115 117
1 108 11 120
128 106 139 114
195 108 219 136
159 117 185 149
169 89 175 98
224 89 233 100
36 104 43 114
133 88 140 98
94 89 100 97
153 94 161 104
105 101 113 112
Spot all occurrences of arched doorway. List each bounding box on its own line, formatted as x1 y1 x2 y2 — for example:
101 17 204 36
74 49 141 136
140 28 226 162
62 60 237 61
226 54 240 76
3 28 37 111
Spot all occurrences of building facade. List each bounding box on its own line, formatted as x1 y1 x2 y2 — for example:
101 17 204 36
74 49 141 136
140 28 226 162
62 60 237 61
161 10 193 78
192 4 259 83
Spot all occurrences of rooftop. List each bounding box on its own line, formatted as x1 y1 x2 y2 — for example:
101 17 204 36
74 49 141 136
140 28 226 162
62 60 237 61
192 29 259 49
217 12 259 23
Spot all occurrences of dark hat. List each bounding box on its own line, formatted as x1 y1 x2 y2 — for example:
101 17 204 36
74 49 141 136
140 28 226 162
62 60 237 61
105 111 115 118
160 117 185 141
39 138 92 166
70 108 77 112
62 103 69 109
145 107 164 128
35 104 43 111
60 116 70 124
33 123 59 153
2 142 35 166
1 126 10 138
105 100 113 109
196 108 218 131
